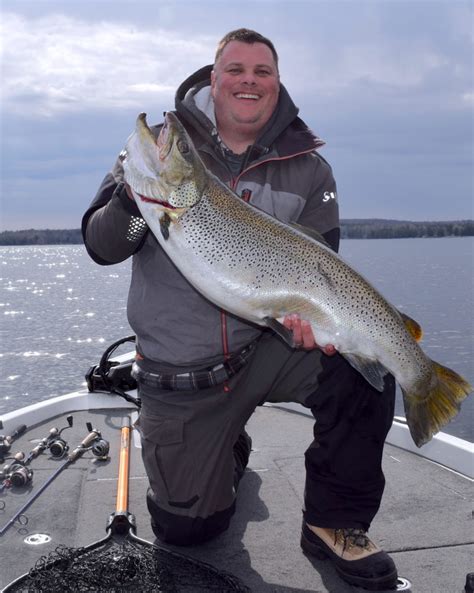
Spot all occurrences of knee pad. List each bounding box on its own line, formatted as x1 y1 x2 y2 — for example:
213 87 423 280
147 490 236 546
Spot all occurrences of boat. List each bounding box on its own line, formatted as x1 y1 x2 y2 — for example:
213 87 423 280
0 340 472 592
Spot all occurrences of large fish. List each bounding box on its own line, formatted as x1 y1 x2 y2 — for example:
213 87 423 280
122 112 471 447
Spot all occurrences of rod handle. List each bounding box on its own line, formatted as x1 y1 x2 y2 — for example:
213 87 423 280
116 419 131 513
10 424 27 441
68 429 100 461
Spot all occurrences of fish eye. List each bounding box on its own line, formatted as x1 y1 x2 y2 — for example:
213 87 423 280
177 139 189 154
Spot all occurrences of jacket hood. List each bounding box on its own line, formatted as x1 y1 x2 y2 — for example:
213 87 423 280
174 65 324 158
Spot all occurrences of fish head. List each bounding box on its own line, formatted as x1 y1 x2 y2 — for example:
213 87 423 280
122 111 208 213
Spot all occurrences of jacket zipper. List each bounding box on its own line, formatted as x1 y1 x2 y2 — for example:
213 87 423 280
219 147 317 380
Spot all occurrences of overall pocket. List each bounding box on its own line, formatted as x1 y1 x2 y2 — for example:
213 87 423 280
135 412 199 510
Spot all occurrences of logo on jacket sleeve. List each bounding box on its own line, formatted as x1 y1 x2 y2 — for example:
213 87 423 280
323 191 338 203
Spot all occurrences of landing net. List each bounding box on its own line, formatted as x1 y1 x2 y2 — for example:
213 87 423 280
5 539 250 592
5 415 250 592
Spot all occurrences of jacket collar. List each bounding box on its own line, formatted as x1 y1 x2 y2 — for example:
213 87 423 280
175 64 325 162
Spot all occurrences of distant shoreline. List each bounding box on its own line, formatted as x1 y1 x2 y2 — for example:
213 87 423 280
0 219 473 245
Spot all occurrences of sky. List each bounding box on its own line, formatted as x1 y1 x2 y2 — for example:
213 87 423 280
0 0 472 230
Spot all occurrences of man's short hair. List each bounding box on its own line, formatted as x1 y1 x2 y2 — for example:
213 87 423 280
214 28 279 68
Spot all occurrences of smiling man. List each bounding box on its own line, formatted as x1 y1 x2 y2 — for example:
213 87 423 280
83 28 398 591
210 38 280 153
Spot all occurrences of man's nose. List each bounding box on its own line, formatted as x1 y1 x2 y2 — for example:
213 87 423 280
240 71 257 85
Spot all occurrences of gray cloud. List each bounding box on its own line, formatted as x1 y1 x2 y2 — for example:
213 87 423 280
0 11 212 116
1 0 472 229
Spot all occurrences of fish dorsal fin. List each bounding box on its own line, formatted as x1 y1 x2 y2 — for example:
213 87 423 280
289 223 329 246
399 312 423 342
343 353 388 392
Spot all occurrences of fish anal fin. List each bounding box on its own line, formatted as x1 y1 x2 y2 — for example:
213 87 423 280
343 353 388 392
399 312 423 342
263 316 295 347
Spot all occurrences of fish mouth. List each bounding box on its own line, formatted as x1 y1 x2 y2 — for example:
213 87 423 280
137 193 177 210
157 119 173 160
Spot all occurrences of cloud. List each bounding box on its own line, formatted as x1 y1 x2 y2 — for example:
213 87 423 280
280 27 470 119
0 1 472 228
3 3 471 119
1 11 214 116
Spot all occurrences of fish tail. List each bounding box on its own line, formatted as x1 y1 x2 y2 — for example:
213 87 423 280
402 361 472 447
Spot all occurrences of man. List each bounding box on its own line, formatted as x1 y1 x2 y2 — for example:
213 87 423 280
83 29 398 591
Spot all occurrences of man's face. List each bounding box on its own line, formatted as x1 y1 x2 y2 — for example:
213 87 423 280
211 41 280 141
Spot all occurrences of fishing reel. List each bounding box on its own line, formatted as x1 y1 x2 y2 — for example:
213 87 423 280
0 422 27 463
85 336 140 408
91 438 110 460
47 416 73 459
9 463 33 488
0 437 13 462
1 452 33 488
85 423 110 460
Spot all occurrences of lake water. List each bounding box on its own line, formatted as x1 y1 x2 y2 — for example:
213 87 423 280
0 238 472 441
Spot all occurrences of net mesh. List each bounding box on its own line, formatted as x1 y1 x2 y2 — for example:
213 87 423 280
5 539 251 592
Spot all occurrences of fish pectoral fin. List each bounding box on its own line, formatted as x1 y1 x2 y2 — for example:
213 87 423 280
399 311 423 342
263 317 295 347
342 353 388 392
160 213 171 240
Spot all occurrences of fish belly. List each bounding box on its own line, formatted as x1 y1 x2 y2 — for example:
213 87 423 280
137 184 426 390
141 193 370 340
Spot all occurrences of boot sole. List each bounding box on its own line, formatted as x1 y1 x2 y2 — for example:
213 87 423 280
301 530 398 591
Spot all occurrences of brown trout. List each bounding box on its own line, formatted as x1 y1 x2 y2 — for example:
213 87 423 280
122 112 471 447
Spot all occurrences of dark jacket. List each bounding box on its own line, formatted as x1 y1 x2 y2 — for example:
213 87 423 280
82 66 340 369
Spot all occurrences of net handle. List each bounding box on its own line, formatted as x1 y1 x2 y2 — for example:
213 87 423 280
116 417 131 514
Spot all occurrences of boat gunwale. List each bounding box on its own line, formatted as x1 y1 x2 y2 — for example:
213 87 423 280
1 351 472 479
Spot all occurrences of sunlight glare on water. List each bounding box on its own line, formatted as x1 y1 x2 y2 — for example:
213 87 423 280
0 245 132 410
0 240 473 441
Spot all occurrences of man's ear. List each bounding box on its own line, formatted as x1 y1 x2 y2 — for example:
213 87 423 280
210 69 216 98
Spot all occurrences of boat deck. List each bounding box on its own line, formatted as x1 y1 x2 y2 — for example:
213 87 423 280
0 403 472 592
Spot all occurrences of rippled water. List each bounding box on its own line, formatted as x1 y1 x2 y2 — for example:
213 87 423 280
0 238 472 441
0 245 132 408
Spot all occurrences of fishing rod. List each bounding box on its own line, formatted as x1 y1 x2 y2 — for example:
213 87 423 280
0 423 109 537
0 422 27 463
1 417 414 593
0 416 74 491
3 417 251 592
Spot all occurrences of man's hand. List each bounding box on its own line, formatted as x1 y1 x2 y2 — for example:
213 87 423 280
283 314 336 355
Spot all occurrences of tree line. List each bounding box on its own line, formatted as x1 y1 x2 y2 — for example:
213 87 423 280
0 220 473 245
340 219 474 239
0 228 83 245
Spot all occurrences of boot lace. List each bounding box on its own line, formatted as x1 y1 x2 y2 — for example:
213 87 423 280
334 528 372 553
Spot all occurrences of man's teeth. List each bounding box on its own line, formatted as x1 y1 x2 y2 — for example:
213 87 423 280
236 93 259 99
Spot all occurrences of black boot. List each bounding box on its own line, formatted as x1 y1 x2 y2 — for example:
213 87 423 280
301 522 398 591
